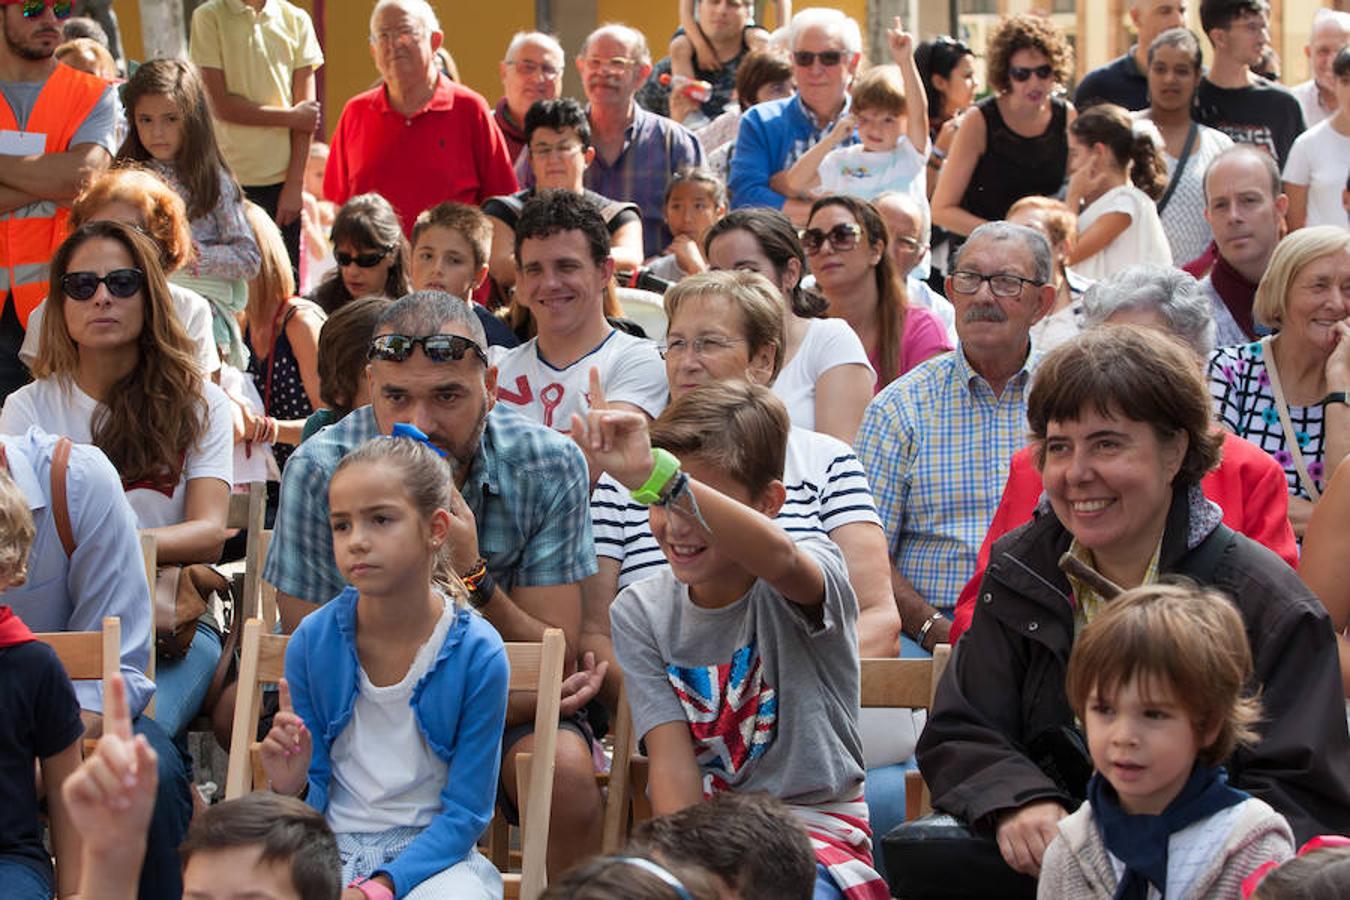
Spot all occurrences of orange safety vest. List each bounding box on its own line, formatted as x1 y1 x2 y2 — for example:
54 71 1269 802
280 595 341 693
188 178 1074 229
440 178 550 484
0 63 108 330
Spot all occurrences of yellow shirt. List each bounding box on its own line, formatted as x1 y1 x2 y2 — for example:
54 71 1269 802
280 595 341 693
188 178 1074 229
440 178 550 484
188 0 324 186
1066 539 1162 635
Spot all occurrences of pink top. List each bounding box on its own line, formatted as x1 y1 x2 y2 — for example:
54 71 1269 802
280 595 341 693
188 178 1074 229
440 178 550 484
866 305 955 393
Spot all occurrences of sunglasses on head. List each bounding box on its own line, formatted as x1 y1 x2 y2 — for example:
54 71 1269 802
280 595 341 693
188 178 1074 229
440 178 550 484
61 269 145 301
3 0 73 19
335 245 393 268
368 333 489 365
793 50 845 68
1009 64 1054 83
800 223 862 254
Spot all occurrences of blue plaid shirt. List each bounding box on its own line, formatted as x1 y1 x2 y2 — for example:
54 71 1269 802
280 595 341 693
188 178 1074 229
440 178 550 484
263 405 597 605
854 348 1033 611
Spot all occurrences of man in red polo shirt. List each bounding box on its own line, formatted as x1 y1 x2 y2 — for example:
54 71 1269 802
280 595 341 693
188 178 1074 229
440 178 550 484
325 0 518 235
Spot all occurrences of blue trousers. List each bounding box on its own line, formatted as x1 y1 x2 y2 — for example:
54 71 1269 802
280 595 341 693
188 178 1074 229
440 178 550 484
0 857 51 900
153 622 223 738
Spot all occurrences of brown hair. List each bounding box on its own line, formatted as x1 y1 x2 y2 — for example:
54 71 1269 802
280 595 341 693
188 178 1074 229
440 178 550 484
985 12 1074 94
412 202 492 271
0 468 35 588
807 195 909 385
243 201 297 328
39 221 207 488
311 193 411 314
1028 325 1222 485
1066 581 1262 767
850 64 907 117
735 47 793 112
663 270 786 381
1251 846 1350 900
1070 104 1169 201
317 295 390 414
1006 195 1077 252
71 167 193 274
55 38 117 80
541 854 721 900
649 381 789 497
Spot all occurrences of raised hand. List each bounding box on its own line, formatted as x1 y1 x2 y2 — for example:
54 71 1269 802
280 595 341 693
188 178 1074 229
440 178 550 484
571 367 654 492
827 113 857 146
887 18 915 63
257 679 311 797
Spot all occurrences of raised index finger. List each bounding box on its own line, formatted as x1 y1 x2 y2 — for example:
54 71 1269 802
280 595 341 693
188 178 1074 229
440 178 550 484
588 366 608 412
278 678 294 715
105 673 133 742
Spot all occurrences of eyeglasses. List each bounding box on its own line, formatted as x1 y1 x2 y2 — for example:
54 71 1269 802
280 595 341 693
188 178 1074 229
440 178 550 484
792 50 846 68
582 56 637 74
506 59 562 80
657 336 746 358
4 0 73 19
61 268 145 301
530 141 584 159
336 246 394 268
370 26 423 45
1008 64 1054 82
800 223 863 255
949 270 1041 298
369 333 489 365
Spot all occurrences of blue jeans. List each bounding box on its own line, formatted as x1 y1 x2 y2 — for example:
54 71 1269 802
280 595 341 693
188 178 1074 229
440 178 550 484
0 857 51 900
134 714 191 900
153 622 223 738
864 633 931 883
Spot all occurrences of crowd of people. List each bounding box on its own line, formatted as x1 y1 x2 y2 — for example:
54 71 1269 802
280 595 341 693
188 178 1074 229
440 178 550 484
0 0 1349 898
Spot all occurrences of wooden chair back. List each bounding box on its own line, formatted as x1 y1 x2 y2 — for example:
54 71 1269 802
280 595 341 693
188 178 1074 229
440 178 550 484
861 644 951 820
35 616 121 684
226 482 267 621
223 618 290 799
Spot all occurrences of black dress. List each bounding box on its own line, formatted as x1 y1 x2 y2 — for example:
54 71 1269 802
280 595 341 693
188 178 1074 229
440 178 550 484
960 95 1070 224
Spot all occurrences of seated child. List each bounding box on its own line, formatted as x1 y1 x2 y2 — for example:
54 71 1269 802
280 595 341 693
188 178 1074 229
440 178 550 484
646 168 728 283
300 297 391 443
260 436 510 899
0 470 83 900
542 854 721 900
577 381 887 899
1038 582 1294 899
664 0 784 124
1247 837 1350 899
410 203 521 348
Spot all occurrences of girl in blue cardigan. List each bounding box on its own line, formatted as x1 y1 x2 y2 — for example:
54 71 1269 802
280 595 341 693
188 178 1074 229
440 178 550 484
261 436 509 900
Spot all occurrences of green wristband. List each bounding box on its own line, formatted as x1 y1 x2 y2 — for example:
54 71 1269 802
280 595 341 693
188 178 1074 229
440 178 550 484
632 448 681 505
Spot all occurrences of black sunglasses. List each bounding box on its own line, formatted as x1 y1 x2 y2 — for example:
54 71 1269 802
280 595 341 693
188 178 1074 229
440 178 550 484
793 50 845 68
1009 64 1054 83
800 223 862 255
335 245 394 268
61 269 145 301
11 0 73 19
368 333 489 365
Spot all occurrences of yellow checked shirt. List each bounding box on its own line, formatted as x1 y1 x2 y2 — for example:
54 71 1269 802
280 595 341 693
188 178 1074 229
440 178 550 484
1066 539 1162 636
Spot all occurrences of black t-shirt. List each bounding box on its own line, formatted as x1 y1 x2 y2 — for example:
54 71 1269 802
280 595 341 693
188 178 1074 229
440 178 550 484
482 188 641 235
1195 78 1306 168
1074 50 1150 111
0 641 83 880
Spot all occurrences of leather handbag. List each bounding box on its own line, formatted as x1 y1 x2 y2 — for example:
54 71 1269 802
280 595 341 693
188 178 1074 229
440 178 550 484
154 564 228 659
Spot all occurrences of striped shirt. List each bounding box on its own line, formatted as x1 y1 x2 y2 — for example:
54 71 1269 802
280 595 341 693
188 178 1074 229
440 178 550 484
854 348 1034 611
592 428 883 588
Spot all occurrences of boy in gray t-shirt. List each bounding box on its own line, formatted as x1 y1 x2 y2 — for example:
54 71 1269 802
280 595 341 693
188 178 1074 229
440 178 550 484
574 380 887 899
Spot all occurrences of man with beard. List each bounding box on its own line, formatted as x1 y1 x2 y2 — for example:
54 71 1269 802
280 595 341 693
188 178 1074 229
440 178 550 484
0 0 117 401
263 290 608 877
855 222 1054 653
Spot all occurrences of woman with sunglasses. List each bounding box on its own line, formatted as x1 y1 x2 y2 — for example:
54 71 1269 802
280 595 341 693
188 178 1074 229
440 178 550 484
931 14 1076 247
804 195 952 393
0 220 232 738
309 193 409 315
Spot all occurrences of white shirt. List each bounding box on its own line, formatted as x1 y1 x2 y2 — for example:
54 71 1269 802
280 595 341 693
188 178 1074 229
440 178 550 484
1074 184 1173 281
489 329 667 431
1292 79 1331 129
0 377 233 528
325 596 455 833
1283 118 1350 229
771 318 872 433
817 138 928 207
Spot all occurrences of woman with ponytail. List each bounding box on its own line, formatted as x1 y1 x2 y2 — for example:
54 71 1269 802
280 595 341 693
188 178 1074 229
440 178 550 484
1064 103 1172 280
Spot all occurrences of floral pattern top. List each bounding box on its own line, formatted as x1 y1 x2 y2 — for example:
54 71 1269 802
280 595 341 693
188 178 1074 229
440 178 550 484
1207 341 1325 500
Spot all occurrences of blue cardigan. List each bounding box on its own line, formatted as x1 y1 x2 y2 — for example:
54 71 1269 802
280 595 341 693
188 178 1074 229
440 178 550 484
285 587 509 898
728 93 855 210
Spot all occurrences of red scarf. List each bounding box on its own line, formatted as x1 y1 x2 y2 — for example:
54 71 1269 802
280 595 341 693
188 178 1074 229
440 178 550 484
1210 252 1259 339
0 605 35 647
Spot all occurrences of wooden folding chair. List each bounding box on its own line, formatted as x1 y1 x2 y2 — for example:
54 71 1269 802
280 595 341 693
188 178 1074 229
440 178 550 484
35 616 121 755
138 533 157 718
600 682 639 852
223 618 289 800
860 644 951 821
226 483 267 621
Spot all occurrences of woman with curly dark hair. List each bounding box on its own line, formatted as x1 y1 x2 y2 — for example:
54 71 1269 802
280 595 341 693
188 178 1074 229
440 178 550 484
931 13 1076 243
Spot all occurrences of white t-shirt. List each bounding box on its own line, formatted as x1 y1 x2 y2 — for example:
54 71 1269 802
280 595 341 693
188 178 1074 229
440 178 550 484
771 318 872 433
19 283 220 375
326 595 455 833
1292 80 1331 130
0 377 233 528
817 138 928 206
489 329 667 431
1074 184 1173 282
1158 125 1233 266
1283 119 1350 229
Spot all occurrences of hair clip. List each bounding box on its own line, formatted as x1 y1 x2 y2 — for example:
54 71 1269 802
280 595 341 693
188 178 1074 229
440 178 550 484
390 422 448 457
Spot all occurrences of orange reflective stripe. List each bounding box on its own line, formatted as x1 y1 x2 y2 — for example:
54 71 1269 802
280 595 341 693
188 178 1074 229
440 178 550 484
0 64 108 328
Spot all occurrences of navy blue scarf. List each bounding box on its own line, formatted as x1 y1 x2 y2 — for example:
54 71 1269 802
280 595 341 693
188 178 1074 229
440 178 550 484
1089 763 1248 899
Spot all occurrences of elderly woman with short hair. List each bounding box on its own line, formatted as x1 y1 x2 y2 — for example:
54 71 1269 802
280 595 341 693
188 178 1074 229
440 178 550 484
919 323 1350 889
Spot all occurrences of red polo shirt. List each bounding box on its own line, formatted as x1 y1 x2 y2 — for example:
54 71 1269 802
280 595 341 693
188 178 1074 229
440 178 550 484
325 73 519 235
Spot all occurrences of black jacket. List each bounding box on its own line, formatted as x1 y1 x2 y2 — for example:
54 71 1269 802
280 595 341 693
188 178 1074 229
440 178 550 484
916 488 1350 843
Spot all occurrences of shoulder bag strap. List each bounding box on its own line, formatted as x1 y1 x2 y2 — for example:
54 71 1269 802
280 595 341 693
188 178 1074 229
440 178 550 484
1261 335 1321 502
51 437 76 556
1155 121 1198 216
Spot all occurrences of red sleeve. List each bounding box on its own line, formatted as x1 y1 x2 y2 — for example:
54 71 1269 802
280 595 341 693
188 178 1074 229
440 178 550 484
324 106 353 207
474 97 520 204
1239 450 1299 569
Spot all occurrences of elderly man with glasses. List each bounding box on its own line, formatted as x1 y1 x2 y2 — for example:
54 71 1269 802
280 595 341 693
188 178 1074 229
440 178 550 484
855 222 1054 655
324 0 518 234
494 30 565 165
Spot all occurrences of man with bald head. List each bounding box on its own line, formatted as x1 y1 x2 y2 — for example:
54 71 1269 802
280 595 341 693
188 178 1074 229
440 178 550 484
1075 0 1189 110
1292 9 1350 128
325 0 518 233
495 31 564 164
873 191 956 341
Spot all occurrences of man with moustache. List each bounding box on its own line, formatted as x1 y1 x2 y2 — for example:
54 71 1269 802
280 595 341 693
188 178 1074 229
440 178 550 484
855 222 1055 653
0 0 117 401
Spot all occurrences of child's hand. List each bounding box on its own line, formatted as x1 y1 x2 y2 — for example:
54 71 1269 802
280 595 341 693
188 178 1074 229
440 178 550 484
571 367 655 492
258 679 311 797
667 234 707 275
827 113 857 145
887 19 915 63
61 675 158 856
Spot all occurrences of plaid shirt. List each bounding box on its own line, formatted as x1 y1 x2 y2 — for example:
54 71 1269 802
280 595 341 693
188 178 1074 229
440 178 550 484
855 348 1033 611
263 405 597 605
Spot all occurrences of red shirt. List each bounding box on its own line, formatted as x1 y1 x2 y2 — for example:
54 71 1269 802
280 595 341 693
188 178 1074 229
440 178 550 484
325 73 519 235
949 431 1299 642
